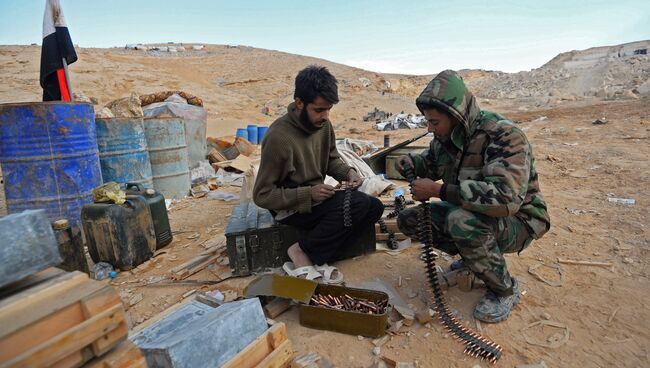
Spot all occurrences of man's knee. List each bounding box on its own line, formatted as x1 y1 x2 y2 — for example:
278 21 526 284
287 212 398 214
444 207 493 242
368 196 384 222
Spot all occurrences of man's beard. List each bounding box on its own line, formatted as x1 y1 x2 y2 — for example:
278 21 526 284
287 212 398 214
299 108 325 132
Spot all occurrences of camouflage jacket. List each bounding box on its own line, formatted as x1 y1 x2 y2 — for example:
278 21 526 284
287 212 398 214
410 70 550 239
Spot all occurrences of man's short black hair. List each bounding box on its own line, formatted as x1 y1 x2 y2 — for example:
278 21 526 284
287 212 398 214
294 65 339 105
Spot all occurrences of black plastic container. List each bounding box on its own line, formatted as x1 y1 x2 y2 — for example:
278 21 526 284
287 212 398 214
52 219 89 274
81 195 156 270
125 182 173 249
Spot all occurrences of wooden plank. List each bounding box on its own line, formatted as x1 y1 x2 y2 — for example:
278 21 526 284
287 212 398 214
48 348 88 368
376 233 408 241
171 254 221 280
263 298 292 319
375 222 399 233
0 272 99 339
0 302 85 362
84 341 146 368
0 268 65 300
81 286 128 356
4 304 123 368
254 339 293 368
222 323 289 368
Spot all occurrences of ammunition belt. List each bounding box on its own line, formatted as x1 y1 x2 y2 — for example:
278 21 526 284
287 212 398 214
402 165 502 364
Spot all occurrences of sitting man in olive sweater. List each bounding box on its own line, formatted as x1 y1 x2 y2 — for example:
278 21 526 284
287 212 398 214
253 65 384 283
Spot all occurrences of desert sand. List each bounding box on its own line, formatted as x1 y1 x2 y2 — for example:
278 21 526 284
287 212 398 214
0 42 649 367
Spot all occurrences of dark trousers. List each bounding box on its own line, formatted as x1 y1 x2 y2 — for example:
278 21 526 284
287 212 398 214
279 191 384 265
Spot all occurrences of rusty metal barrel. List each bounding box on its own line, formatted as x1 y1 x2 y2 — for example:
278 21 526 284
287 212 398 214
95 117 153 188
143 117 190 199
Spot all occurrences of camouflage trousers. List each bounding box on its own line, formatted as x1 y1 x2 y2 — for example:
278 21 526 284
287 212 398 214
397 201 533 296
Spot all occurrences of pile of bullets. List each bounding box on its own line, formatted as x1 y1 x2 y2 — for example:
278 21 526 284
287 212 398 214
309 293 388 315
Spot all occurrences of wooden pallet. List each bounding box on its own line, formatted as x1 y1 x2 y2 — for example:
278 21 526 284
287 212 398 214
222 322 294 368
84 341 146 368
0 269 128 368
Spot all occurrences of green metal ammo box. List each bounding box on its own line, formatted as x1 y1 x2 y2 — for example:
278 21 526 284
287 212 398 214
225 202 376 276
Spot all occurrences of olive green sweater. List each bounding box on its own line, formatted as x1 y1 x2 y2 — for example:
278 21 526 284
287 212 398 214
253 103 351 214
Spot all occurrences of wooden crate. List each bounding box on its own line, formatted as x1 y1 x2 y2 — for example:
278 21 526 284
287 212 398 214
0 268 128 368
222 322 294 368
83 341 146 368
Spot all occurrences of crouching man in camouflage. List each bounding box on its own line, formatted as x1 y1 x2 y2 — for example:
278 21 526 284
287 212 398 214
395 70 550 323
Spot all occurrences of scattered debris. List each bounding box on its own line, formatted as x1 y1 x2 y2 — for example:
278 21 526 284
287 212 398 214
528 263 564 287
546 154 561 162
415 310 433 325
375 113 426 131
207 189 240 202
607 195 636 205
557 258 613 268
522 320 570 348
169 246 225 280
263 297 292 319
363 107 390 122
190 184 210 198
129 293 144 307
608 307 620 324
592 118 608 125
372 335 390 347
186 232 201 240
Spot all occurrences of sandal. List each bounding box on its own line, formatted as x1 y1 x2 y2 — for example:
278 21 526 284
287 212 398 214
282 262 322 282
314 264 344 285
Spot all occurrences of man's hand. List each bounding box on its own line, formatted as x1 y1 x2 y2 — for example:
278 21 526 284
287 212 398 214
347 168 363 189
395 155 414 175
410 178 442 201
311 184 335 202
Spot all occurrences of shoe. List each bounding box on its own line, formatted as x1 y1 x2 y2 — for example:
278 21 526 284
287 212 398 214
313 264 344 285
449 258 467 271
473 278 521 323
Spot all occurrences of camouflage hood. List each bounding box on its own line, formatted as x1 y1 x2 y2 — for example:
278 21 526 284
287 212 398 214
416 70 482 141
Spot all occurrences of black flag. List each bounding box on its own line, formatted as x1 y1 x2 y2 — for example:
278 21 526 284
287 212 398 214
40 0 77 101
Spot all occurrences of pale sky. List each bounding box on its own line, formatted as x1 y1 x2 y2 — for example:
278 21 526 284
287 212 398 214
1 0 649 74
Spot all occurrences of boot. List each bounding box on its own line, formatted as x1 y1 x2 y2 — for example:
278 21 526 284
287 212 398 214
473 278 521 323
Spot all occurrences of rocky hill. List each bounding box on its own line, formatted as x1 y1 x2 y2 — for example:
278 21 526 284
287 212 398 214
0 40 647 132
462 40 650 102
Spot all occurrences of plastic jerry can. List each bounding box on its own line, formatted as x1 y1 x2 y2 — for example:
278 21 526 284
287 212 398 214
52 218 89 274
125 182 173 249
81 195 156 270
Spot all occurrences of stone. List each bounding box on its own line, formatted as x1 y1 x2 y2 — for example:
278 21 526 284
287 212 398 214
372 346 381 355
131 299 267 368
106 92 143 118
415 310 432 324
95 106 115 118
0 210 61 288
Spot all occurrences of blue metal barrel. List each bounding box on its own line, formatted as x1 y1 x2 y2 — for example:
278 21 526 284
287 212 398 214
0 102 103 225
142 102 207 169
95 117 153 188
143 117 190 199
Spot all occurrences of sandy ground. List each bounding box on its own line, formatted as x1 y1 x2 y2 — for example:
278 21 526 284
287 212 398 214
0 45 649 367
